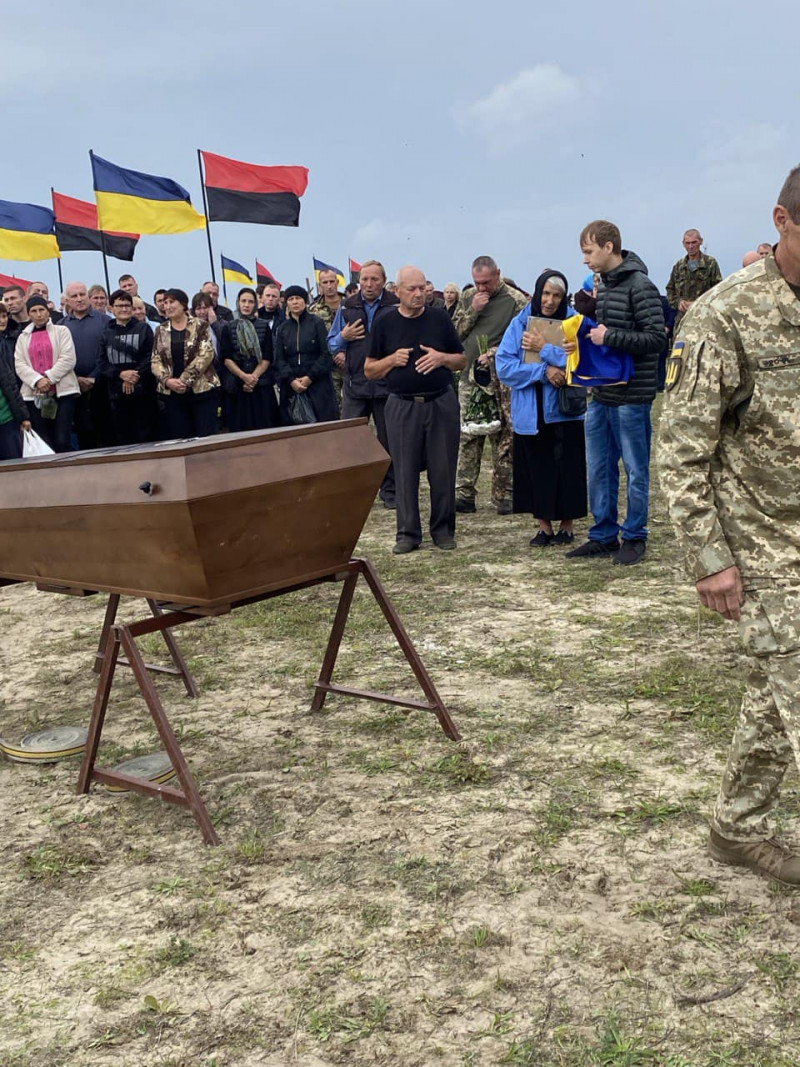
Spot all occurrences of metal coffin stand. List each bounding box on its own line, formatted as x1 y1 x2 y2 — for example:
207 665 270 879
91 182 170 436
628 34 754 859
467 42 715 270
77 557 460 846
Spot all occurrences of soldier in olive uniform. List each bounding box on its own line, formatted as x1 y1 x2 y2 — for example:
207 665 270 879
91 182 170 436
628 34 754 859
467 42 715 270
659 165 800 885
453 257 528 514
666 229 723 330
310 269 344 411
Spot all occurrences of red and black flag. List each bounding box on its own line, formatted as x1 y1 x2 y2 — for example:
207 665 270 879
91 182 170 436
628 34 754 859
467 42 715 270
349 258 362 285
256 261 282 288
200 151 309 228
52 191 138 261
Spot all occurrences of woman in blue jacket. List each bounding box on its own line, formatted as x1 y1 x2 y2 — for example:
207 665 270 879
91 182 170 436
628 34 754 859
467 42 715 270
496 270 587 546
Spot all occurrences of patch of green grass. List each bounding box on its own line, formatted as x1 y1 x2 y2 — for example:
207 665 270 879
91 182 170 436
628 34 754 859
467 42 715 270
394 855 464 902
153 935 196 967
361 903 392 930
426 751 491 787
630 654 743 738
22 842 98 883
307 995 390 1044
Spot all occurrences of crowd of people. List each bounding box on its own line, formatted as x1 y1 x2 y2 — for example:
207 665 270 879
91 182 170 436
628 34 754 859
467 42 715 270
3 161 800 889
0 231 774 565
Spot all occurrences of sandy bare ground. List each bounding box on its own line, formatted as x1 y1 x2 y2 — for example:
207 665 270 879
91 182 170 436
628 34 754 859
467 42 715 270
2 418 799 1067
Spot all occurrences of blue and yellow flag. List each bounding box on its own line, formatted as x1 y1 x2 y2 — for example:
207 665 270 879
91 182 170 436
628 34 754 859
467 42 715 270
221 255 254 286
563 315 634 387
91 152 205 235
0 200 60 261
313 256 346 289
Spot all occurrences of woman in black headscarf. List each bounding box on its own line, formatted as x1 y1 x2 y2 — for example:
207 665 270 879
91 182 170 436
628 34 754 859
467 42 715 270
274 285 338 424
495 270 587 546
219 288 281 432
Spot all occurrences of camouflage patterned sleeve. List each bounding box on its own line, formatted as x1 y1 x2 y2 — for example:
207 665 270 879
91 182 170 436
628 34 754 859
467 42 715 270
452 294 479 341
710 257 723 288
658 303 742 581
665 262 681 310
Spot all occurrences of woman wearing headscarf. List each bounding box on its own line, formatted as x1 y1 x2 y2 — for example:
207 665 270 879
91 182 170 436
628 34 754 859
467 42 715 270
274 285 338 424
495 270 587 546
152 287 220 439
219 287 281 432
14 295 80 453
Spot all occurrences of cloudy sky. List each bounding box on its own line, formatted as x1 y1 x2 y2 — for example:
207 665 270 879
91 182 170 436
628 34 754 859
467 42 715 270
2 0 796 303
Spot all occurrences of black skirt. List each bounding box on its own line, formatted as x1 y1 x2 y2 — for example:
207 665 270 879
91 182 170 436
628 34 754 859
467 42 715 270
513 385 587 520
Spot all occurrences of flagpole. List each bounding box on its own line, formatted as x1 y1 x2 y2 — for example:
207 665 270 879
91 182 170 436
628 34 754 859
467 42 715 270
220 254 228 307
196 150 216 284
50 188 64 295
87 148 111 292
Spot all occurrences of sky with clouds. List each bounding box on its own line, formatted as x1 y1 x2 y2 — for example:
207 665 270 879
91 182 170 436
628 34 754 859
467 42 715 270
1 0 796 303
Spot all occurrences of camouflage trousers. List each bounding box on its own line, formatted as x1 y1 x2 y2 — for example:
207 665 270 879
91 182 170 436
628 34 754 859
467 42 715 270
712 586 800 841
455 373 513 507
332 365 343 413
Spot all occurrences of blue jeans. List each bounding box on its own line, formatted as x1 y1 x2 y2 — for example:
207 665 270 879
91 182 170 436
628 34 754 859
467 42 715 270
585 400 652 543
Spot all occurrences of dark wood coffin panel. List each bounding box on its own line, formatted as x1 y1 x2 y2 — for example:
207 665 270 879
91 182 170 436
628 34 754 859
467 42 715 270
0 421 389 606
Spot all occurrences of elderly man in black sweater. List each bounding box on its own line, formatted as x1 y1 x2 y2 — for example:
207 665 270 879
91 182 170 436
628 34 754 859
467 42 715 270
567 220 666 567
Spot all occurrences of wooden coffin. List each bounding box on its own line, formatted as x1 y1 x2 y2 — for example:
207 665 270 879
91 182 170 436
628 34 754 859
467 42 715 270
0 420 389 608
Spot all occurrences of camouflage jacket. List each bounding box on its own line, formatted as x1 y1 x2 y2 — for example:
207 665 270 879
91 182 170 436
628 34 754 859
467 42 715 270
308 296 343 333
659 253 800 583
666 253 722 323
452 282 529 367
152 316 219 395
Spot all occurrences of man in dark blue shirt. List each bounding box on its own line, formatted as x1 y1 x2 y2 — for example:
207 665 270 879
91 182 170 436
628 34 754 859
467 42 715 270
62 281 110 448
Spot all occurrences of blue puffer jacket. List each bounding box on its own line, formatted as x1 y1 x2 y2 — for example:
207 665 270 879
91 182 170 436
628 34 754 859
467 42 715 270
495 306 583 435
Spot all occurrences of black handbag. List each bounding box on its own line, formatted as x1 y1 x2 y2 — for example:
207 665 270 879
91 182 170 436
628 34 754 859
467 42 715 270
557 384 588 417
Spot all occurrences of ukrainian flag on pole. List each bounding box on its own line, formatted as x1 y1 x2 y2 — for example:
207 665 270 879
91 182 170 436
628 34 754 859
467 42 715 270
91 151 205 235
221 255 254 286
0 200 60 261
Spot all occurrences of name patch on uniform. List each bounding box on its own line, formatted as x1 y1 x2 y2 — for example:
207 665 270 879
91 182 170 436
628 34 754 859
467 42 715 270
665 341 685 392
758 352 800 371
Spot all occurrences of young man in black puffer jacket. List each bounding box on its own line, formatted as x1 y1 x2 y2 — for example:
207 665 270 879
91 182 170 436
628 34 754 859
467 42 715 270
567 219 666 566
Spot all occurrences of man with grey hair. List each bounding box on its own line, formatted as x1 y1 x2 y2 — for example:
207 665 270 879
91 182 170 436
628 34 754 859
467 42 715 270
62 280 110 447
660 164 800 883
452 255 528 514
366 266 466 554
757 242 773 258
666 229 722 330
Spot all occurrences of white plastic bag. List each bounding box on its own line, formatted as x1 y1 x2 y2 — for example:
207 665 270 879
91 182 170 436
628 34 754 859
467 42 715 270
22 429 55 458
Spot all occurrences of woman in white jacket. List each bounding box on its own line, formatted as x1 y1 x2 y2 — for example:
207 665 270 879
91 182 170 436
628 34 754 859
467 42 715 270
15 295 80 452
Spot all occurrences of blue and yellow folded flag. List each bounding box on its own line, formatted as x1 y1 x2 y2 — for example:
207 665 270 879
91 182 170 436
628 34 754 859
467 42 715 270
563 314 634 387
313 256 346 289
0 200 60 261
91 152 205 235
221 255 254 286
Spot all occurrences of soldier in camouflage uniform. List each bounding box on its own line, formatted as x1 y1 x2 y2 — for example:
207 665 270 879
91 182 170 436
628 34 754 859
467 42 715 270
309 269 344 411
666 229 723 331
659 166 800 885
453 256 528 513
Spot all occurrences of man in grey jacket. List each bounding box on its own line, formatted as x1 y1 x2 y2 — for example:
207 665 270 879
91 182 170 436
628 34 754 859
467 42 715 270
567 220 666 566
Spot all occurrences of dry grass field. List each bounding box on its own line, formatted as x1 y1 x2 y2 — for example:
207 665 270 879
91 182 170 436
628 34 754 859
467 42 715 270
2 413 799 1066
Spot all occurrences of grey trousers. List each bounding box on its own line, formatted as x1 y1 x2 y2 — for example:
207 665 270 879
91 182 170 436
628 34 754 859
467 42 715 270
341 392 395 504
384 388 460 545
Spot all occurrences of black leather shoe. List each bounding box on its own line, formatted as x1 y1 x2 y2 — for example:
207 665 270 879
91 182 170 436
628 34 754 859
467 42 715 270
552 529 575 545
496 500 513 515
455 499 476 514
392 541 420 555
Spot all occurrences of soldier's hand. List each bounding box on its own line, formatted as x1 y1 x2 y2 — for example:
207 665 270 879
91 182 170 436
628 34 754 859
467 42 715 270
333 352 346 368
391 347 412 367
696 566 744 622
341 320 365 342
471 291 490 314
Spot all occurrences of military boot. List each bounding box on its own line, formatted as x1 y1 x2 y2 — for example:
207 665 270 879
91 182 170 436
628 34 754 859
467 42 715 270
708 829 800 886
